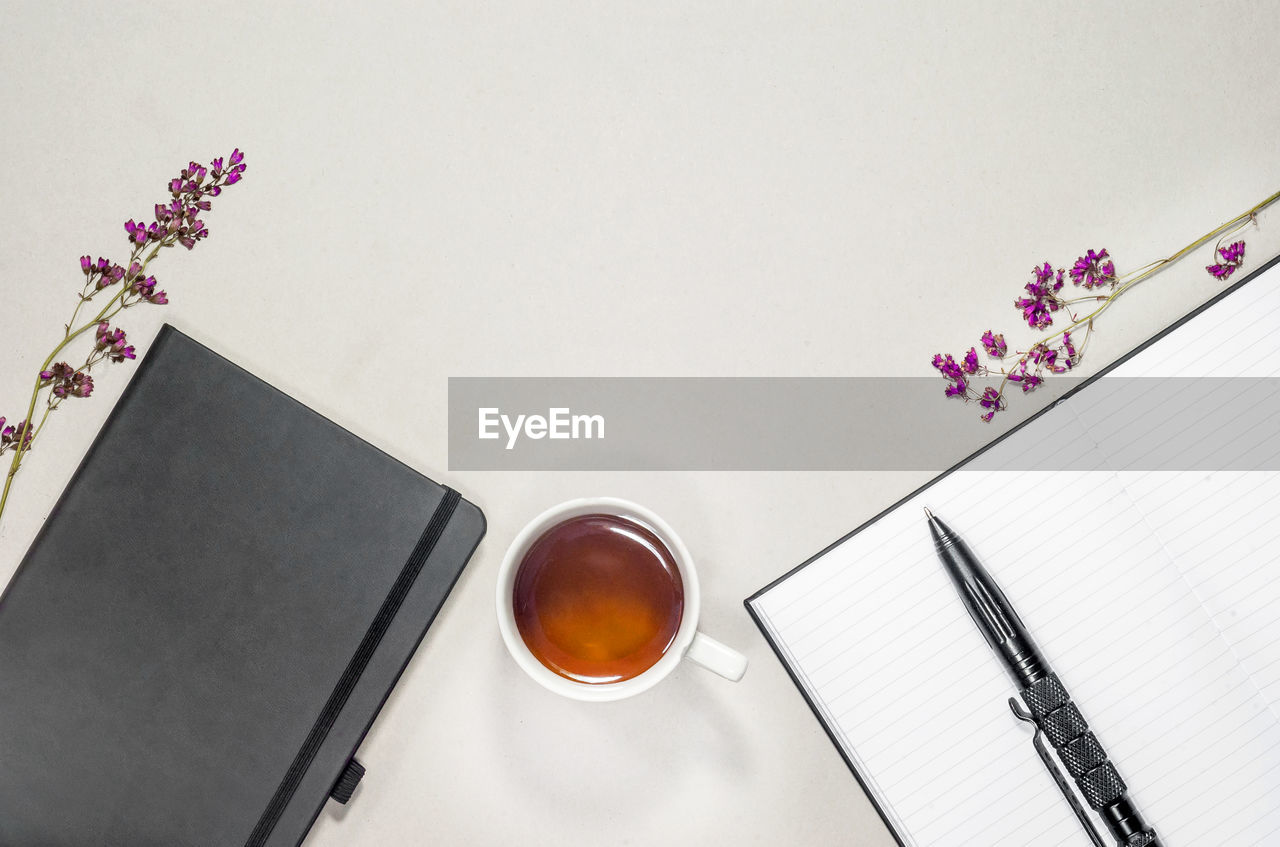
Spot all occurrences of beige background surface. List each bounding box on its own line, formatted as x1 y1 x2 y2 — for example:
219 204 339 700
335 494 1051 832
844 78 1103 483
2 2 1279 845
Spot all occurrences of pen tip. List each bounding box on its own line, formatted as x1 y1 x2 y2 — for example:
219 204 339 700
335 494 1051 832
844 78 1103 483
923 506 934 519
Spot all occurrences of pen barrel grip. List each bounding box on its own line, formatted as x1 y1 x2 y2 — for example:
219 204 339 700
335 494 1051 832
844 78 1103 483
1021 674 1159 846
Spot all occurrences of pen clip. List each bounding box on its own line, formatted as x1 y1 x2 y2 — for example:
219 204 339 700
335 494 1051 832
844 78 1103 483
1008 697 1110 847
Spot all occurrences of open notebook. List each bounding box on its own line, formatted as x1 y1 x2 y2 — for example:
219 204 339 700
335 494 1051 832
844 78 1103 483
747 255 1280 846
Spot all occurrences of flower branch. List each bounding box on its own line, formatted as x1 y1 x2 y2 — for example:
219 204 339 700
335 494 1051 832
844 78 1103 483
0 150 247 531
933 188 1280 421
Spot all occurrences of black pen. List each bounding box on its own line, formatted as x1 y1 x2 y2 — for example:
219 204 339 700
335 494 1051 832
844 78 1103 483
925 507 1163 847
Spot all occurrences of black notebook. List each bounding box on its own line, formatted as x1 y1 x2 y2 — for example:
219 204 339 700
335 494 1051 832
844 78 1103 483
0 325 486 846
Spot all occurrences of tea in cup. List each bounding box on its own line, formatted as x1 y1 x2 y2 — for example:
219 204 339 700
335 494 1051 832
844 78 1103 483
496 498 747 701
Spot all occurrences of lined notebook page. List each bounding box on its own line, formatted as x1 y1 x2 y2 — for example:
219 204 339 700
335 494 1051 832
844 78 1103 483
1095 260 1280 716
752 261 1280 845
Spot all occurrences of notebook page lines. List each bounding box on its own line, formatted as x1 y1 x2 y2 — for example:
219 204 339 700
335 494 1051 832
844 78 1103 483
755 470 1089 844
898 472 1280 846
1121 470 1280 715
753 609 920 846
764 409 1089 640
1090 259 1280 718
826 511 1150 735
753 461 1280 844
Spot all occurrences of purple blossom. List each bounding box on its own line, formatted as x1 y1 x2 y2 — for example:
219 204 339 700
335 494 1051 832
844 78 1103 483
1029 342 1057 369
124 219 147 246
125 148 246 252
40 363 71 383
932 353 963 382
1069 248 1117 289
224 148 246 185
981 330 1007 358
979 387 1004 422
1030 335 1079 375
129 272 167 304
932 353 970 398
77 256 126 291
933 348 988 400
94 322 136 363
1015 262 1064 329
1055 331 1078 373
110 150 246 305
1006 360 1044 393
39 363 93 399
1207 241 1246 280
1012 332 1081 386
0 417 34 453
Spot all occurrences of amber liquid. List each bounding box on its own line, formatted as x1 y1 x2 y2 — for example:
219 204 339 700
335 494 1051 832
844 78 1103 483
513 513 685 684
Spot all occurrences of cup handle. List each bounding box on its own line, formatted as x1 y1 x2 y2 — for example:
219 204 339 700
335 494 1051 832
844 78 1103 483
685 631 748 682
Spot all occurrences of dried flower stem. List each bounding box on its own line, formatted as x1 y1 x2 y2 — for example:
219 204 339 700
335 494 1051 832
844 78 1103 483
991 189 1279 398
0 150 245 534
0 278 136 519
936 188 1280 420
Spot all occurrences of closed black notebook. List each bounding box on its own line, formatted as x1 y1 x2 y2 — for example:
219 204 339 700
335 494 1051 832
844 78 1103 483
0 325 486 846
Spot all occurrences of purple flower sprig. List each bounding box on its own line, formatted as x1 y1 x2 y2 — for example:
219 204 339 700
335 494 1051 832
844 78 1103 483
931 189 1279 422
934 327 1084 422
1015 263 1066 329
1069 248 1117 289
1207 240 1245 280
0 150 247 530
0 419 33 455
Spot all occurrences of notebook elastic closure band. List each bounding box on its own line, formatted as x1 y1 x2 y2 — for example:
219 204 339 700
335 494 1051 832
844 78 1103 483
244 488 462 847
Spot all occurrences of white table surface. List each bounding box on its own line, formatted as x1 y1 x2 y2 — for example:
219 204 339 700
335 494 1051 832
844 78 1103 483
2 3 1279 845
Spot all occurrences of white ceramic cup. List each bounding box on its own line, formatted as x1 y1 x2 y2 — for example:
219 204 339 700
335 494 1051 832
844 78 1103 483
496 497 748 701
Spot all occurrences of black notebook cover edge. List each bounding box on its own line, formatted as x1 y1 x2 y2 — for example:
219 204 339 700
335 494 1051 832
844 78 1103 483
743 251 1280 847
288 495 485 847
0 323 178 613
